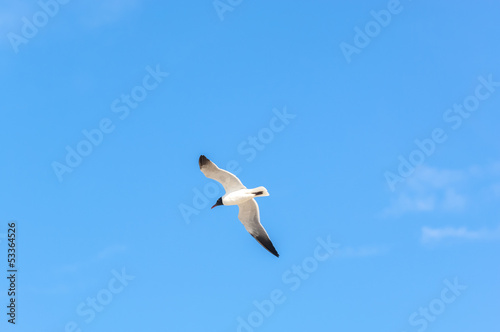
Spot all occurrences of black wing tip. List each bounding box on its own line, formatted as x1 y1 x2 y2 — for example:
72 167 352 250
268 248 279 258
199 155 209 168
254 234 280 258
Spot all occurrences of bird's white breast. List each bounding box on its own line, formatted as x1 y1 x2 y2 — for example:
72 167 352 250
222 189 255 206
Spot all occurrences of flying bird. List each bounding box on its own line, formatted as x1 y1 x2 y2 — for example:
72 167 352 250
198 155 279 257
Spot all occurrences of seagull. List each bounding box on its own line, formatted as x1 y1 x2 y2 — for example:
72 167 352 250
198 155 279 257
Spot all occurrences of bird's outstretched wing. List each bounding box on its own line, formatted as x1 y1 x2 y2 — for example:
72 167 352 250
199 155 246 193
238 199 279 257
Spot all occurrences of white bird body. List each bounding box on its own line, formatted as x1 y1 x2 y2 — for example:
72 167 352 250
222 187 269 206
198 155 279 257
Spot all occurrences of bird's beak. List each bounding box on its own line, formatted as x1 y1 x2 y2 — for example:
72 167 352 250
211 204 217 209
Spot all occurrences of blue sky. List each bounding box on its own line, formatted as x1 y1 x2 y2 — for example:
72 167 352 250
1 0 499 331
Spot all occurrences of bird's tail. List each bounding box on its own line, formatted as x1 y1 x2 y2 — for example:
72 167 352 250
252 186 269 197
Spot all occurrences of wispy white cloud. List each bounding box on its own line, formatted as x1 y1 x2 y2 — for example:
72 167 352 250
382 163 500 217
382 165 467 217
442 188 467 211
421 225 500 244
406 166 465 190
384 192 437 215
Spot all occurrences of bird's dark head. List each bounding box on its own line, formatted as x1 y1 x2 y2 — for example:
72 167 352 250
211 197 223 209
